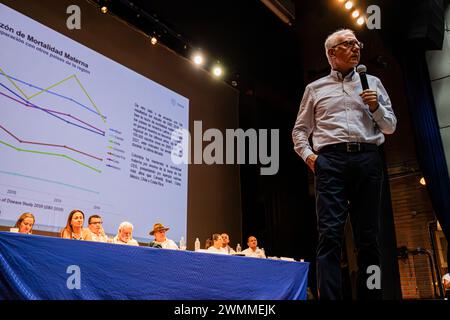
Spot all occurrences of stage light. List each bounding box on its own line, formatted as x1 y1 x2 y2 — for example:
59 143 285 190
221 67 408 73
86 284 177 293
419 177 426 186
101 6 108 14
212 65 223 77
150 36 158 45
337 0 345 2
192 53 204 66
352 10 360 18
356 16 365 25
344 1 353 10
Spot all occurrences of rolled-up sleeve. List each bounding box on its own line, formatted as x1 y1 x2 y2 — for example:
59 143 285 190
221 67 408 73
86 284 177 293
292 85 316 162
372 79 397 135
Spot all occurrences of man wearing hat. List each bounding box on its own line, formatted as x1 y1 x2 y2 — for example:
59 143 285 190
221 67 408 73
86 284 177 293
149 223 179 249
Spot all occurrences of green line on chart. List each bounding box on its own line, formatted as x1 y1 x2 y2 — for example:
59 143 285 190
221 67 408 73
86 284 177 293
0 66 106 123
73 75 106 123
0 139 101 173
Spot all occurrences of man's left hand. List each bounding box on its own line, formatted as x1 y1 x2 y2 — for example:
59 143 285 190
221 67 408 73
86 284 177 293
360 90 379 112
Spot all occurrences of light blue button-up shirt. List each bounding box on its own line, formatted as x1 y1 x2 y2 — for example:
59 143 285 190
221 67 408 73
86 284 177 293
292 69 397 162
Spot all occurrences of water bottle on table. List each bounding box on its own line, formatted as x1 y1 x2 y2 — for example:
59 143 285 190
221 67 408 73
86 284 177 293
179 236 186 250
194 237 201 251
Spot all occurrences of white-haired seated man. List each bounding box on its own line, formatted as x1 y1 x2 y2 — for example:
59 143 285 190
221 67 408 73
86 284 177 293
443 272 450 299
113 221 139 246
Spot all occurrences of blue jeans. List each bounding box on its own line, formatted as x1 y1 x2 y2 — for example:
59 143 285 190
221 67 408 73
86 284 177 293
315 148 383 300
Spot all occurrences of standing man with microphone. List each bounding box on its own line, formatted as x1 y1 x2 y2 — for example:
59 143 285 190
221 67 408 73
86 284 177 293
292 29 397 300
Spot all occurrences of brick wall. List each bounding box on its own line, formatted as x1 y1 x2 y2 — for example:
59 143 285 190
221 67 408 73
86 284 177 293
389 169 436 299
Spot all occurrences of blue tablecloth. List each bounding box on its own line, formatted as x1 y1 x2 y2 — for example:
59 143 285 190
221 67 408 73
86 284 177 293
0 232 309 300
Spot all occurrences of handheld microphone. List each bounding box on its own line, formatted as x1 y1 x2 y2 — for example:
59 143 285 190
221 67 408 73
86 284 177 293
356 64 369 90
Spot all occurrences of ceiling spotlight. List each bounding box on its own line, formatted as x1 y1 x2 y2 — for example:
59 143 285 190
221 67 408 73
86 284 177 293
212 65 223 77
352 10 360 18
419 177 426 186
150 36 158 45
100 6 108 14
337 0 345 2
356 16 365 25
344 1 353 10
192 53 204 66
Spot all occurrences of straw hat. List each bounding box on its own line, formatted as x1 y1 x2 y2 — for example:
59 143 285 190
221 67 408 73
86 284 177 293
149 223 170 235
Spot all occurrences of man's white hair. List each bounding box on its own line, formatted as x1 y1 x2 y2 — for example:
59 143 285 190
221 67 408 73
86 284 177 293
324 28 356 66
118 221 133 233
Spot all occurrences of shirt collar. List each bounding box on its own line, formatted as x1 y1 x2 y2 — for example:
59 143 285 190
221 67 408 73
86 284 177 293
330 68 356 81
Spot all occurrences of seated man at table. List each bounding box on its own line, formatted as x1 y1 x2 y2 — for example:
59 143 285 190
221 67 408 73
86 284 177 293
221 233 236 254
148 223 178 249
112 221 139 246
207 233 228 254
87 215 109 243
242 236 266 258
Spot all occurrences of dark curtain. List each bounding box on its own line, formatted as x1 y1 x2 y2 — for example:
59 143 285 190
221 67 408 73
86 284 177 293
400 50 450 266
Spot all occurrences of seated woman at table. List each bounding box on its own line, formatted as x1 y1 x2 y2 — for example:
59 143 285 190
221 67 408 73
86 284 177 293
13 212 35 234
148 223 178 249
207 233 228 254
60 209 92 240
113 221 139 246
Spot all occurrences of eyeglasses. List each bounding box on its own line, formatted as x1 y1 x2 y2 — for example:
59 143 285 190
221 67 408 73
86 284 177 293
332 40 363 49
89 221 102 225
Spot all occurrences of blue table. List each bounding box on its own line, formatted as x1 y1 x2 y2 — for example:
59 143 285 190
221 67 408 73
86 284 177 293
0 232 309 300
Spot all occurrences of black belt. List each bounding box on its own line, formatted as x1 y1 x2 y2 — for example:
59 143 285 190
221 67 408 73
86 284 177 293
319 142 378 153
